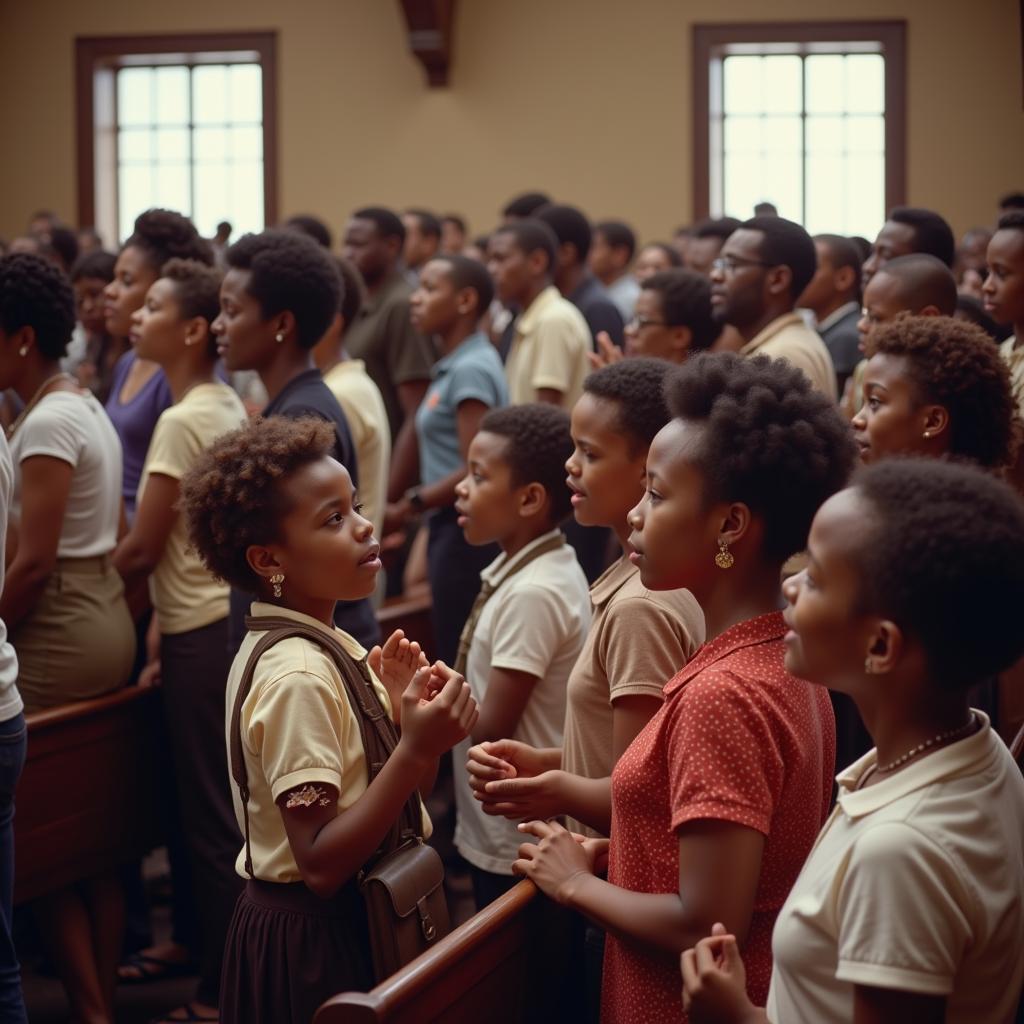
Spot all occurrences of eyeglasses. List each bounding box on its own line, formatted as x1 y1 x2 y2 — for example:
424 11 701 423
711 255 775 274
627 315 668 330
859 307 884 326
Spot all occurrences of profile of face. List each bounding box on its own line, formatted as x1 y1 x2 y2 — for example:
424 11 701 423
402 214 439 271
212 268 281 372
74 275 110 336
861 220 917 288
856 271 909 350
627 418 726 595
565 393 647 531
798 240 856 318
587 232 627 281
409 260 471 336
983 228 1024 327
851 352 946 463
781 488 878 691
455 431 532 547
341 218 395 284
104 245 158 339
441 219 466 255
255 456 380 604
130 278 206 366
683 236 724 279
487 232 543 306
709 228 776 329
634 245 675 283
624 288 690 362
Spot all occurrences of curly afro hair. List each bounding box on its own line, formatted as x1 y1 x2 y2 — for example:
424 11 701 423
667 352 858 562
226 230 342 348
583 357 674 454
854 458 1024 689
478 403 574 525
867 315 1016 469
642 270 719 351
180 416 337 593
0 252 76 359
125 209 213 270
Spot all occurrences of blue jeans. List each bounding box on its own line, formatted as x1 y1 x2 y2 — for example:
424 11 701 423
0 712 27 1023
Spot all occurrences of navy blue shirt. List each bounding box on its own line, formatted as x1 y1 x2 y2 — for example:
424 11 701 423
570 272 626 349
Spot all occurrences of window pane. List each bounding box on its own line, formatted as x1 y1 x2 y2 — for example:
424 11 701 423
805 154 846 235
723 56 763 115
761 56 802 115
227 162 264 236
763 115 801 155
118 68 152 127
845 154 885 238
724 115 764 154
806 116 844 155
119 165 153 241
119 128 153 164
154 66 189 125
761 153 802 221
155 127 189 162
154 163 191 215
229 125 262 162
805 55 845 114
228 65 262 123
194 126 228 163
846 54 885 114
847 115 884 154
193 163 230 237
193 65 228 124
724 152 764 221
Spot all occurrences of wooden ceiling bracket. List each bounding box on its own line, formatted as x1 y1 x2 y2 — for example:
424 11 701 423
399 0 455 87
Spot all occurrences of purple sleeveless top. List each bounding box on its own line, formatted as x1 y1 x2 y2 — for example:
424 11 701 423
105 351 173 521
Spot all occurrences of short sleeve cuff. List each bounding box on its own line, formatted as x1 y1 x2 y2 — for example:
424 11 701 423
530 374 570 393
17 445 76 467
836 960 953 996
609 681 668 702
143 461 185 481
269 766 343 803
488 656 547 678
672 801 771 836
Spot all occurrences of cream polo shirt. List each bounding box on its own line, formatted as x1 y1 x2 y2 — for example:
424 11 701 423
741 312 838 401
322 359 391 539
139 382 247 634
453 531 591 874
999 336 1024 417
505 285 591 409
767 714 1024 1023
225 601 430 883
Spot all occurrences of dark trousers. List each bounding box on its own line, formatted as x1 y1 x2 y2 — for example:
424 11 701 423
426 508 500 666
0 713 27 1023
469 866 518 912
161 618 244 1006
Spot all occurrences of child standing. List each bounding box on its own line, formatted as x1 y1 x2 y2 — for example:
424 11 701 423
180 416 477 1024
451 404 591 908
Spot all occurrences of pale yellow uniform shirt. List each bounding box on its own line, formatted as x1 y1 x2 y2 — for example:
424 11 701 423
999 335 1024 417
740 312 838 401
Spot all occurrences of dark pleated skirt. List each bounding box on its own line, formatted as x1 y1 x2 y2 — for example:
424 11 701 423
219 878 374 1024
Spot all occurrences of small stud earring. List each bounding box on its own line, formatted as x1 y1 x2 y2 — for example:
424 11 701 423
714 538 734 570
18 344 28 357
270 573 285 598
275 331 285 344
864 657 874 674
923 431 932 439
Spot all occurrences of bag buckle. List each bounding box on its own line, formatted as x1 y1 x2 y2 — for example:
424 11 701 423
417 896 437 942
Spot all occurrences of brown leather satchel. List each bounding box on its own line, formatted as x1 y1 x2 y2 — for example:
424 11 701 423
229 614 450 983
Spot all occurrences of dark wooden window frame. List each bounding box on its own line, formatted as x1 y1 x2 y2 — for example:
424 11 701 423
75 31 278 235
692 21 906 222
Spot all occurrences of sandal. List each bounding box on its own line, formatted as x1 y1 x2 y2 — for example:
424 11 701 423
149 1003 219 1023
118 950 196 985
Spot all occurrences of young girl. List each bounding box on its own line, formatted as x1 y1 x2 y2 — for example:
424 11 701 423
509 353 857 1022
180 415 477 1024
682 458 1024 1023
112 258 247 1022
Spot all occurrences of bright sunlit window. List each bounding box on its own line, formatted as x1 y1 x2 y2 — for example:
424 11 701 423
115 62 264 242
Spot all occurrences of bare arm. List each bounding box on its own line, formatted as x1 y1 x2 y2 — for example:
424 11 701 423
113 472 179 585
611 693 663 760
387 379 430 501
535 387 565 406
471 666 539 744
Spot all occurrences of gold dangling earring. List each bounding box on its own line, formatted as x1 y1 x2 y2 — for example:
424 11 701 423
270 573 285 598
714 538 734 569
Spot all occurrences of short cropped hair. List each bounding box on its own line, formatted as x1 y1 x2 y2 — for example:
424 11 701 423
334 256 365 330
478 404 574 525
494 219 559 277
997 209 1024 233
643 270 719 351
594 220 637 262
435 254 494 318
125 208 214 271
405 209 442 239
70 250 116 284
161 258 223 357
536 204 593 263
889 207 956 268
666 352 857 562
225 230 342 348
284 214 333 249
442 214 467 234
0 252 76 360
998 192 1024 212
353 207 406 245
502 192 551 219
48 226 79 271
871 254 957 316
693 217 742 243
741 215 817 300
642 242 683 267
855 458 1024 689
814 233 863 277
181 416 337 592
868 315 1016 469
584 357 673 454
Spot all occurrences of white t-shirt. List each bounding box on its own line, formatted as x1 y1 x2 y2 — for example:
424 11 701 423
453 531 591 874
767 714 1024 1023
9 390 122 558
0 432 21 722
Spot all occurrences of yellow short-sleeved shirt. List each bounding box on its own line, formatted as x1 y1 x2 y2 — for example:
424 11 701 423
139 382 247 634
505 285 591 409
999 335 1024 417
740 312 838 401
225 602 430 883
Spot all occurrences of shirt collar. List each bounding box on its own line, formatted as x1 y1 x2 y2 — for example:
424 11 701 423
515 285 561 336
433 332 489 376
588 555 637 607
740 312 806 355
664 611 787 697
835 710 996 819
262 369 322 414
247 600 369 660
479 528 564 588
815 300 860 333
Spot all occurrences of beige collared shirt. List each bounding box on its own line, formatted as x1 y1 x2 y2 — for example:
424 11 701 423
505 285 591 408
740 312 838 400
767 713 1024 1023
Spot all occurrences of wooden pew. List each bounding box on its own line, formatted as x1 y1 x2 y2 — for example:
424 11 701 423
315 880 575 1024
14 685 166 905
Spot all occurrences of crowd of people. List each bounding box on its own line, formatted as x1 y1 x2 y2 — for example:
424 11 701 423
0 188 1022 1024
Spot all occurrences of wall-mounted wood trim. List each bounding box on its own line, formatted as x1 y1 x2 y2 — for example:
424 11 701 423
74 31 278 234
691 21 907 222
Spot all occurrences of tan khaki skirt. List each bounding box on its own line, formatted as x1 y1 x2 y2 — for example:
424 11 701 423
12 555 136 713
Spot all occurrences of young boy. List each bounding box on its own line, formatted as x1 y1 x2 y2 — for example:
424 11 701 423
983 210 1024 416
452 403 591 908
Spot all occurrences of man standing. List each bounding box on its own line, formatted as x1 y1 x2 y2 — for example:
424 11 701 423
401 208 442 284
588 220 640 322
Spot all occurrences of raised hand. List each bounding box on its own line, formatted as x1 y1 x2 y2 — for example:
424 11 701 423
681 924 761 1024
368 629 429 724
465 739 550 794
587 330 626 370
398 665 478 762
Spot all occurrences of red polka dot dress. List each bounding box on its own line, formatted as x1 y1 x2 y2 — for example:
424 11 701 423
601 611 836 1023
